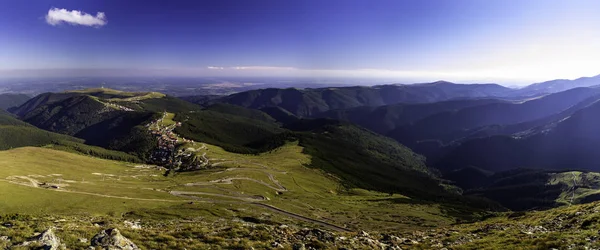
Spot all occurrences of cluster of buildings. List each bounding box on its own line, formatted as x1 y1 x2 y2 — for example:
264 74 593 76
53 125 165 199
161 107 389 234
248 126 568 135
146 113 208 171
105 102 134 112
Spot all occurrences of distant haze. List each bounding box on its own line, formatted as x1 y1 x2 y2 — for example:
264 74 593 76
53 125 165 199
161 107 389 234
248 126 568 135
1 1 600 85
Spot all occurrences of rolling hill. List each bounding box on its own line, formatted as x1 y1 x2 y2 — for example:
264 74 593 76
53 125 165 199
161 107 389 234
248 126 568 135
0 108 139 162
0 111 81 148
516 74 600 95
387 87 600 147
0 93 30 110
9 88 202 159
9 88 457 200
172 106 286 154
200 81 517 117
443 167 600 211
170 103 446 196
435 97 600 173
292 120 441 195
313 98 508 135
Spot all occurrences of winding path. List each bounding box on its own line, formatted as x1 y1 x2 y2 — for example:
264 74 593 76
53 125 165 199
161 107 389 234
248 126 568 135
170 190 351 232
169 190 265 202
184 176 286 192
251 203 351 232
1 179 189 203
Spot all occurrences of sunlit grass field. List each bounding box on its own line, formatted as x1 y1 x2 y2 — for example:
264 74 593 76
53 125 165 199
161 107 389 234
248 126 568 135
0 142 456 233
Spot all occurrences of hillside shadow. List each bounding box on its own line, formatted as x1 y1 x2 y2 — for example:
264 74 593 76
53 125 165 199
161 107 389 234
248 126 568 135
367 194 505 223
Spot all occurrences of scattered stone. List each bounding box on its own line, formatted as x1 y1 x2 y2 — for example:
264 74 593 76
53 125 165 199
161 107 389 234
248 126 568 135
90 228 139 250
292 243 306 250
124 220 142 230
358 231 370 237
271 241 283 248
0 236 9 242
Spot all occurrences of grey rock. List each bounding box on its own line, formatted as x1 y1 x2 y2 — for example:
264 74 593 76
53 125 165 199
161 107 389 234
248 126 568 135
271 241 283 248
90 228 139 250
292 243 306 250
21 228 63 250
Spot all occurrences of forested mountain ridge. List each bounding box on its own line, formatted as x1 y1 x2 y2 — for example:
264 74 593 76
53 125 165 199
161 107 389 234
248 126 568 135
193 81 516 116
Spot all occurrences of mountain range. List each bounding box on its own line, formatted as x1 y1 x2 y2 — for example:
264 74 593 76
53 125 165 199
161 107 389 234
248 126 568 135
3 75 600 248
175 75 600 209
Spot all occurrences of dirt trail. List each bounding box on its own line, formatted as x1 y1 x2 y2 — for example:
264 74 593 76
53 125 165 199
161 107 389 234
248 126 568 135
185 177 286 192
209 167 288 191
170 190 351 232
55 189 189 202
6 176 39 187
4 178 349 232
170 190 264 202
0 179 189 203
251 203 352 232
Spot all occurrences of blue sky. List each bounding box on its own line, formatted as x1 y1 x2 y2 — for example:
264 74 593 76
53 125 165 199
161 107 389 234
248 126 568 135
1 0 600 84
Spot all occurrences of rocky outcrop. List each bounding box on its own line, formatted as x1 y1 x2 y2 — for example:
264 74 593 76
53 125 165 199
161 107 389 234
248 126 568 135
90 228 139 250
268 227 401 249
21 228 63 250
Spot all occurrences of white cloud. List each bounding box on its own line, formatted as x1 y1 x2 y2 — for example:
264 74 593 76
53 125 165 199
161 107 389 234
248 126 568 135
207 66 224 70
232 66 296 70
45 8 107 27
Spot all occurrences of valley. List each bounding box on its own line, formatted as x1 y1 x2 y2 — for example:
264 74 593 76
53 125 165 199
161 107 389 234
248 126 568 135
2 82 600 248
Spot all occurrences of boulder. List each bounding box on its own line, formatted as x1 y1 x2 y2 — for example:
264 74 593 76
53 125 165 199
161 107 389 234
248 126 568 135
21 228 63 250
90 228 139 250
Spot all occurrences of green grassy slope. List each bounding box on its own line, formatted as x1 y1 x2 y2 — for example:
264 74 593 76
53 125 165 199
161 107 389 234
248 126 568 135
0 112 33 127
47 140 142 162
0 112 83 149
0 145 472 233
0 145 597 249
0 126 81 149
398 200 600 249
171 106 447 198
0 147 184 215
296 122 437 195
0 108 141 162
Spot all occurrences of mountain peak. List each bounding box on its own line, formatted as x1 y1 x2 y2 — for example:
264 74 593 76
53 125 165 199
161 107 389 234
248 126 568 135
432 80 455 85
415 80 455 86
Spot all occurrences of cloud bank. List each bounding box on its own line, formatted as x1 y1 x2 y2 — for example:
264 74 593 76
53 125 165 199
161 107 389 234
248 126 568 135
45 8 107 27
